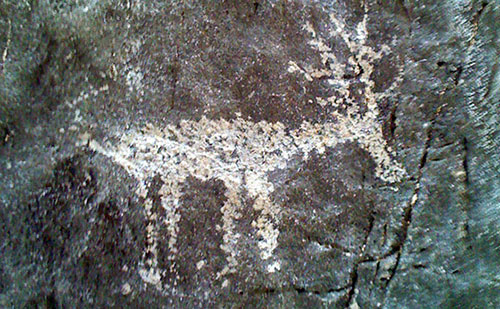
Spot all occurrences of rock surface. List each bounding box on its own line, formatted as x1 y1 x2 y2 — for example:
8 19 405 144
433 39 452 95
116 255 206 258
0 0 499 307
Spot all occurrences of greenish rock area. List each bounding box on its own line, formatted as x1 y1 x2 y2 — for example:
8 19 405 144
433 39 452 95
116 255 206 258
0 0 499 308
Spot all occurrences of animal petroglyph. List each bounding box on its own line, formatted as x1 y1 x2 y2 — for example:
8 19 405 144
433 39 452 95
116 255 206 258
89 6 406 290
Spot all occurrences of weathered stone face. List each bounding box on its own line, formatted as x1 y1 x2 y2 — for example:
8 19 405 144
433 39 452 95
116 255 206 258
0 0 499 308
272 144 377 291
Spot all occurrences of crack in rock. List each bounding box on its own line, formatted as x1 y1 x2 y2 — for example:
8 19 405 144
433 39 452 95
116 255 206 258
381 81 455 298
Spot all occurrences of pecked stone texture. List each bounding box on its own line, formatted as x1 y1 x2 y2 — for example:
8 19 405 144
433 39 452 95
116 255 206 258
0 0 499 308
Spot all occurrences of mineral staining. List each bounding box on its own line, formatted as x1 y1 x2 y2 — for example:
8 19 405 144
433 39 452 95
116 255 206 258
90 7 406 290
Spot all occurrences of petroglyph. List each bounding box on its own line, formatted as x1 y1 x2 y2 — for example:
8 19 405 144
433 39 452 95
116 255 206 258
89 6 406 290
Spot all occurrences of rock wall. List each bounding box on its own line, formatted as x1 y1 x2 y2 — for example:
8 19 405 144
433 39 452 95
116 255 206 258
0 0 499 307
